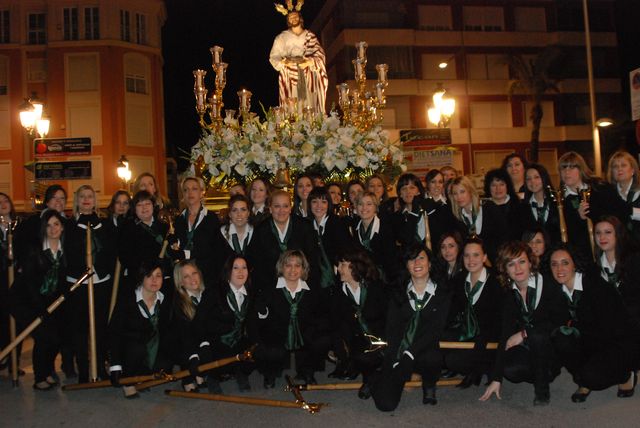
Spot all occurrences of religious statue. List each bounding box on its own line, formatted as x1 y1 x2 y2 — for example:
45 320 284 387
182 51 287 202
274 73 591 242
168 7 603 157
269 0 328 115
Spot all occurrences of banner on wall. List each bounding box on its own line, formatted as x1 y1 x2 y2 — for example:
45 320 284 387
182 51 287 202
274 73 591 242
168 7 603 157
34 161 92 180
34 137 91 158
401 128 456 175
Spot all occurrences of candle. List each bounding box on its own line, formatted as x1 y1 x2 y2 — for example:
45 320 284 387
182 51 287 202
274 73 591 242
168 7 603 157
209 94 219 118
215 63 228 88
375 82 385 102
237 89 252 112
353 59 365 81
210 45 224 65
337 83 350 108
273 106 284 125
376 64 388 85
355 41 368 61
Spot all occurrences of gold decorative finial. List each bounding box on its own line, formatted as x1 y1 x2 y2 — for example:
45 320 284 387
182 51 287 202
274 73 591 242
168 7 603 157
274 0 304 16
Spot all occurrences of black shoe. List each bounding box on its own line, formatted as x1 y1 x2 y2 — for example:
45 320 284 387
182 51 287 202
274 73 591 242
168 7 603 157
304 374 317 385
533 391 550 406
571 387 591 403
617 372 637 398
358 383 372 400
263 375 276 389
207 376 223 394
236 373 251 392
33 381 54 391
422 387 437 405
440 370 457 379
457 372 482 389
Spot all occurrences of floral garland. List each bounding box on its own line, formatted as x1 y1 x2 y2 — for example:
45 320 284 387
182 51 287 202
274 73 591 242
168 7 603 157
189 111 405 188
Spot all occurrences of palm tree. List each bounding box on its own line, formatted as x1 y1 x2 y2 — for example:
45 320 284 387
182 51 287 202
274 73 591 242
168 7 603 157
505 46 563 163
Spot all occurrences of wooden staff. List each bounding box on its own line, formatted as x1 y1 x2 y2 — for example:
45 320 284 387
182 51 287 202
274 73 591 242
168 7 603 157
548 185 568 243
423 208 432 251
108 259 121 322
165 390 326 414
580 187 596 261
285 375 327 413
289 378 462 391
3 216 19 386
85 222 98 382
0 269 92 361
62 371 169 391
439 341 498 350
134 347 254 391
158 211 175 259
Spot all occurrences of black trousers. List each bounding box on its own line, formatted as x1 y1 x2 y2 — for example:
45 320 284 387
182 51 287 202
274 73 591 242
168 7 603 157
333 334 384 382
441 329 495 376
119 340 172 377
501 330 558 393
208 339 255 378
31 311 63 382
552 333 631 390
66 279 112 382
371 349 442 412
255 335 331 377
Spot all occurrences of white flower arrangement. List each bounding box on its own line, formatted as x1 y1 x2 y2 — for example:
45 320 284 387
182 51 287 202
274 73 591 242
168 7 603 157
189 111 405 188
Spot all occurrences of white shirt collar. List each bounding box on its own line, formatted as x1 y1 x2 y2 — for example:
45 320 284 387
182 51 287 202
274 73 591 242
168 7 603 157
357 216 380 241
228 283 248 296
182 205 208 230
223 223 253 248
253 204 265 215
276 277 310 298
407 279 437 300
564 183 588 197
616 182 638 201
186 289 203 303
135 286 165 317
313 215 329 232
429 194 447 204
511 273 543 310
465 268 488 305
274 217 290 242
561 272 583 300
42 239 63 255
462 206 483 235
342 282 361 304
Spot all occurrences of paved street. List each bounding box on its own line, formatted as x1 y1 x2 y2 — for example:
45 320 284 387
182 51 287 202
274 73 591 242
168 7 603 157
1 339 639 428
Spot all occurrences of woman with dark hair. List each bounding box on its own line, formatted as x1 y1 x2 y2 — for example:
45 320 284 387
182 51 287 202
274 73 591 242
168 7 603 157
119 191 170 294
308 187 350 289
106 190 131 228
480 241 567 406
254 250 330 388
108 261 173 398
392 173 454 254
11 210 67 390
436 231 464 281
425 169 447 205
0 192 16 368
594 216 640 395
443 237 502 388
247 177 271 226
326 182 344 215
519 163 561 244
329 249 387 399
65 184 116 383
450 176 505 264
173 176 224 285
483 168 522 241
501 153 528 198
293 174 314 218
370 243 452 411
345 179 365 221
166 260 206 392
193 255 257 393
133 172 171 210
522 226 552 275
220 195 255 261
607 150 640 243
558 151 628 260
366 174 394 220
549 243 638 402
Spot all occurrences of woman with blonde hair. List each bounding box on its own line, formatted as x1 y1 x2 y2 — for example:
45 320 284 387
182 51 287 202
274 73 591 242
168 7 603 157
607 150 640 242
557 151 627 259
133 172 171 210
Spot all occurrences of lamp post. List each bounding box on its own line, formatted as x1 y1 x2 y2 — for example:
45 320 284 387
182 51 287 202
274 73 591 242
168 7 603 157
18 93 50 138
116 155 132 191
427 85 456 128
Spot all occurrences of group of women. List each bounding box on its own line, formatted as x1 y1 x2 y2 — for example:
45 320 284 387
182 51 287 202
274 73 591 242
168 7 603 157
1 149 639 412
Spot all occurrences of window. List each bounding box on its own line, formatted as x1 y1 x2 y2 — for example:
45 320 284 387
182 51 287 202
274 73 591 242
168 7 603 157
28 13 47 45
514 7 546 32
463 6 504 32
0 10 9 44
125 53 148 94
470 102 512 128
120 10 130 42
126 75 146 94
135 13 147 45
84 7 99 40
63 7 79 41
466 54 508 80
28 58 46 82
418 5 452 31
67 54 98 91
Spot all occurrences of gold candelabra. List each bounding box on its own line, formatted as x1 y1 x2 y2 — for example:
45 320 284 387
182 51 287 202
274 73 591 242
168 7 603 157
336 41 388 132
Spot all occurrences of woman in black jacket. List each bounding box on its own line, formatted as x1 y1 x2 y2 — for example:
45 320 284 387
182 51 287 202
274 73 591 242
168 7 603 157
371 243 452 411
108 261 173 398
549 243 638 402
519 164 562 245
193 255 257 393
12 211 67 390
480 241 568 406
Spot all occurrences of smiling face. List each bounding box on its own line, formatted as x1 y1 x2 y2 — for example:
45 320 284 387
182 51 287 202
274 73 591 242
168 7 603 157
78 189 95 215
595 221 616 253
527 232 546 258
142 267 163 293
327 184 342 205
506 157 524 182
283 256 303 284
250 180 268 206
463 243 486 274
451 184 472 210
506 252 532 286
400 182 420 205
180 264 202 292
46 216 63 241
407 250 430 282
356 195 377 222
135 199 154 223
367 178 385 201
229 200 250 228
270 193 292 225
183 179 203 207
310 197 328 221
550 249 576 286
348 184 364 206
139 176 157 196
427 173 444 198
296 177 313 202
229 257 248 289
525 168 544 194
489 178 508 203
47 190 66 213
440 237 459 264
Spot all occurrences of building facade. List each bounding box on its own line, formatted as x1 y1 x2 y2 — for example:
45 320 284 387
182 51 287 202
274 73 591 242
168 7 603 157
311 0 622 179
0 0 167 211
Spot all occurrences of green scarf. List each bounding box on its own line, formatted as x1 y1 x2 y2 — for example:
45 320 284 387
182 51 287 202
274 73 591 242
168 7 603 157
140 221 164 245
138 300 161 370
231 232 249 256
220 288 248 348
40 249 62 296
282 287 306 351
270 219 292 253
345 284 370 335
183 206 203 251
457 279 484 341
316 224 334 288
396 288 432 359
554 289 582 338
513 276 538 329
462 208 477 235
358 220 374 251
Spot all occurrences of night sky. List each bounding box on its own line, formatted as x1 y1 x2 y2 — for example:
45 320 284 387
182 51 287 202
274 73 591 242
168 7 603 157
162 0 323 171
162 1 640 172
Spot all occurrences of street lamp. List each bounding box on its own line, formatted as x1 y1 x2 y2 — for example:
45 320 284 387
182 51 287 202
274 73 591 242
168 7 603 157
18 93 50 138
427 85 455 128
116 155 132 190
